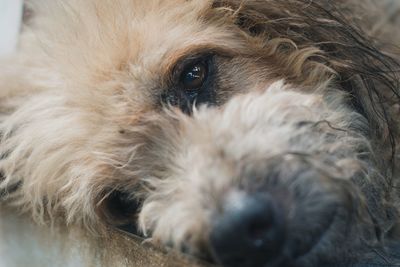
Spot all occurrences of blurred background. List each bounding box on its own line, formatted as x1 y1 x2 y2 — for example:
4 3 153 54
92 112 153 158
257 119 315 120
0 0 23 56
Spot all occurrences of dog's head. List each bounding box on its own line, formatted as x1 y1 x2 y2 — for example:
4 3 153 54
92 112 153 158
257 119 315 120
1 0 400 266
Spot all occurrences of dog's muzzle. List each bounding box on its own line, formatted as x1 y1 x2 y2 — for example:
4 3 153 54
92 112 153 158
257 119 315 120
207 174 343 267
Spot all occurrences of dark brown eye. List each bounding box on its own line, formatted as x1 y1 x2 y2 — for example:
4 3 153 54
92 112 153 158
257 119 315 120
180 62 208 90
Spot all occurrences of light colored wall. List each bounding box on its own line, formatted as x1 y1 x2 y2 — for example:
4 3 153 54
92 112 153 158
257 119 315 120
0 0 23 56
0 210 85 267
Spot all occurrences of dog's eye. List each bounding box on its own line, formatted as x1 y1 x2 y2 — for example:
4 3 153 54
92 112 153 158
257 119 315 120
96 190 142 235
161 56 215 113
180 62 208 90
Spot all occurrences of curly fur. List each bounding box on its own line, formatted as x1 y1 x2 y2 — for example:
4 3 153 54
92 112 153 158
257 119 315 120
0 0 399 266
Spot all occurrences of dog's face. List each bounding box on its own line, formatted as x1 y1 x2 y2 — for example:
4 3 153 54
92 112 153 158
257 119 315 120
2 0 399 267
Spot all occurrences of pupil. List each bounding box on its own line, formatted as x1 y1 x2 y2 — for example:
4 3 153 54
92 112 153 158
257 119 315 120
186 70 198 81
183 63 206 89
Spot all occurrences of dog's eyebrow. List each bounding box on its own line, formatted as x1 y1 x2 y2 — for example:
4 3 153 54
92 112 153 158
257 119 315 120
162 44 239 79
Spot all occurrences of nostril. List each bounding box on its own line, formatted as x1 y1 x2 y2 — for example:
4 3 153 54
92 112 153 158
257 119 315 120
210 192 285 267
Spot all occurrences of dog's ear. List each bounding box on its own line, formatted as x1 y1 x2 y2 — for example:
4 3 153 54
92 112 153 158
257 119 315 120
213 0 400 162
96 189 142 231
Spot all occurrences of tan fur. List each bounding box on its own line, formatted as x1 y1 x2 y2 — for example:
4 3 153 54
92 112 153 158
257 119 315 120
0 0 399 266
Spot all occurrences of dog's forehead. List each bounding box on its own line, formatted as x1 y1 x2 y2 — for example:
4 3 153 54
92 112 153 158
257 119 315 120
30 0 249 100
124 0 242 69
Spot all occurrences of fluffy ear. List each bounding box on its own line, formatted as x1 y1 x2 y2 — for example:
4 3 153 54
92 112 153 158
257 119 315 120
213 0 400 159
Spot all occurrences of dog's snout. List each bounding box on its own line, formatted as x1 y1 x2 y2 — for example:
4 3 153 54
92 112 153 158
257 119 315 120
210 193 285 267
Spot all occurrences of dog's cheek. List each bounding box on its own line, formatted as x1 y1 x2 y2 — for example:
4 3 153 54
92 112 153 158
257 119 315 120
138 191 211 253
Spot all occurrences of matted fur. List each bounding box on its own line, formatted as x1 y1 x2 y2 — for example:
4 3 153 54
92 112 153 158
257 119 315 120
0 0 399 266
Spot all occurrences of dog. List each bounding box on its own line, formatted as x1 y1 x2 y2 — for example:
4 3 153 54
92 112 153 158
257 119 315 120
0 0 399 266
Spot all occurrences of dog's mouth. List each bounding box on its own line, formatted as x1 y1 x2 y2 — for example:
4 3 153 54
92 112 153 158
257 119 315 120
115 198 341 267
287 206 339 266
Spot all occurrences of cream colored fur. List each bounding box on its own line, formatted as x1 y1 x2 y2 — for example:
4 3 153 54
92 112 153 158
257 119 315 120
0 0 399 266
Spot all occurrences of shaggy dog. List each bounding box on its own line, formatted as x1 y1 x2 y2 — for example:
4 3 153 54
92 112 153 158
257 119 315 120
0 0 399 266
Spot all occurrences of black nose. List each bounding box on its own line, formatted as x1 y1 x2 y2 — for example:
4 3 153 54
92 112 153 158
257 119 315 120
210 193 285 267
